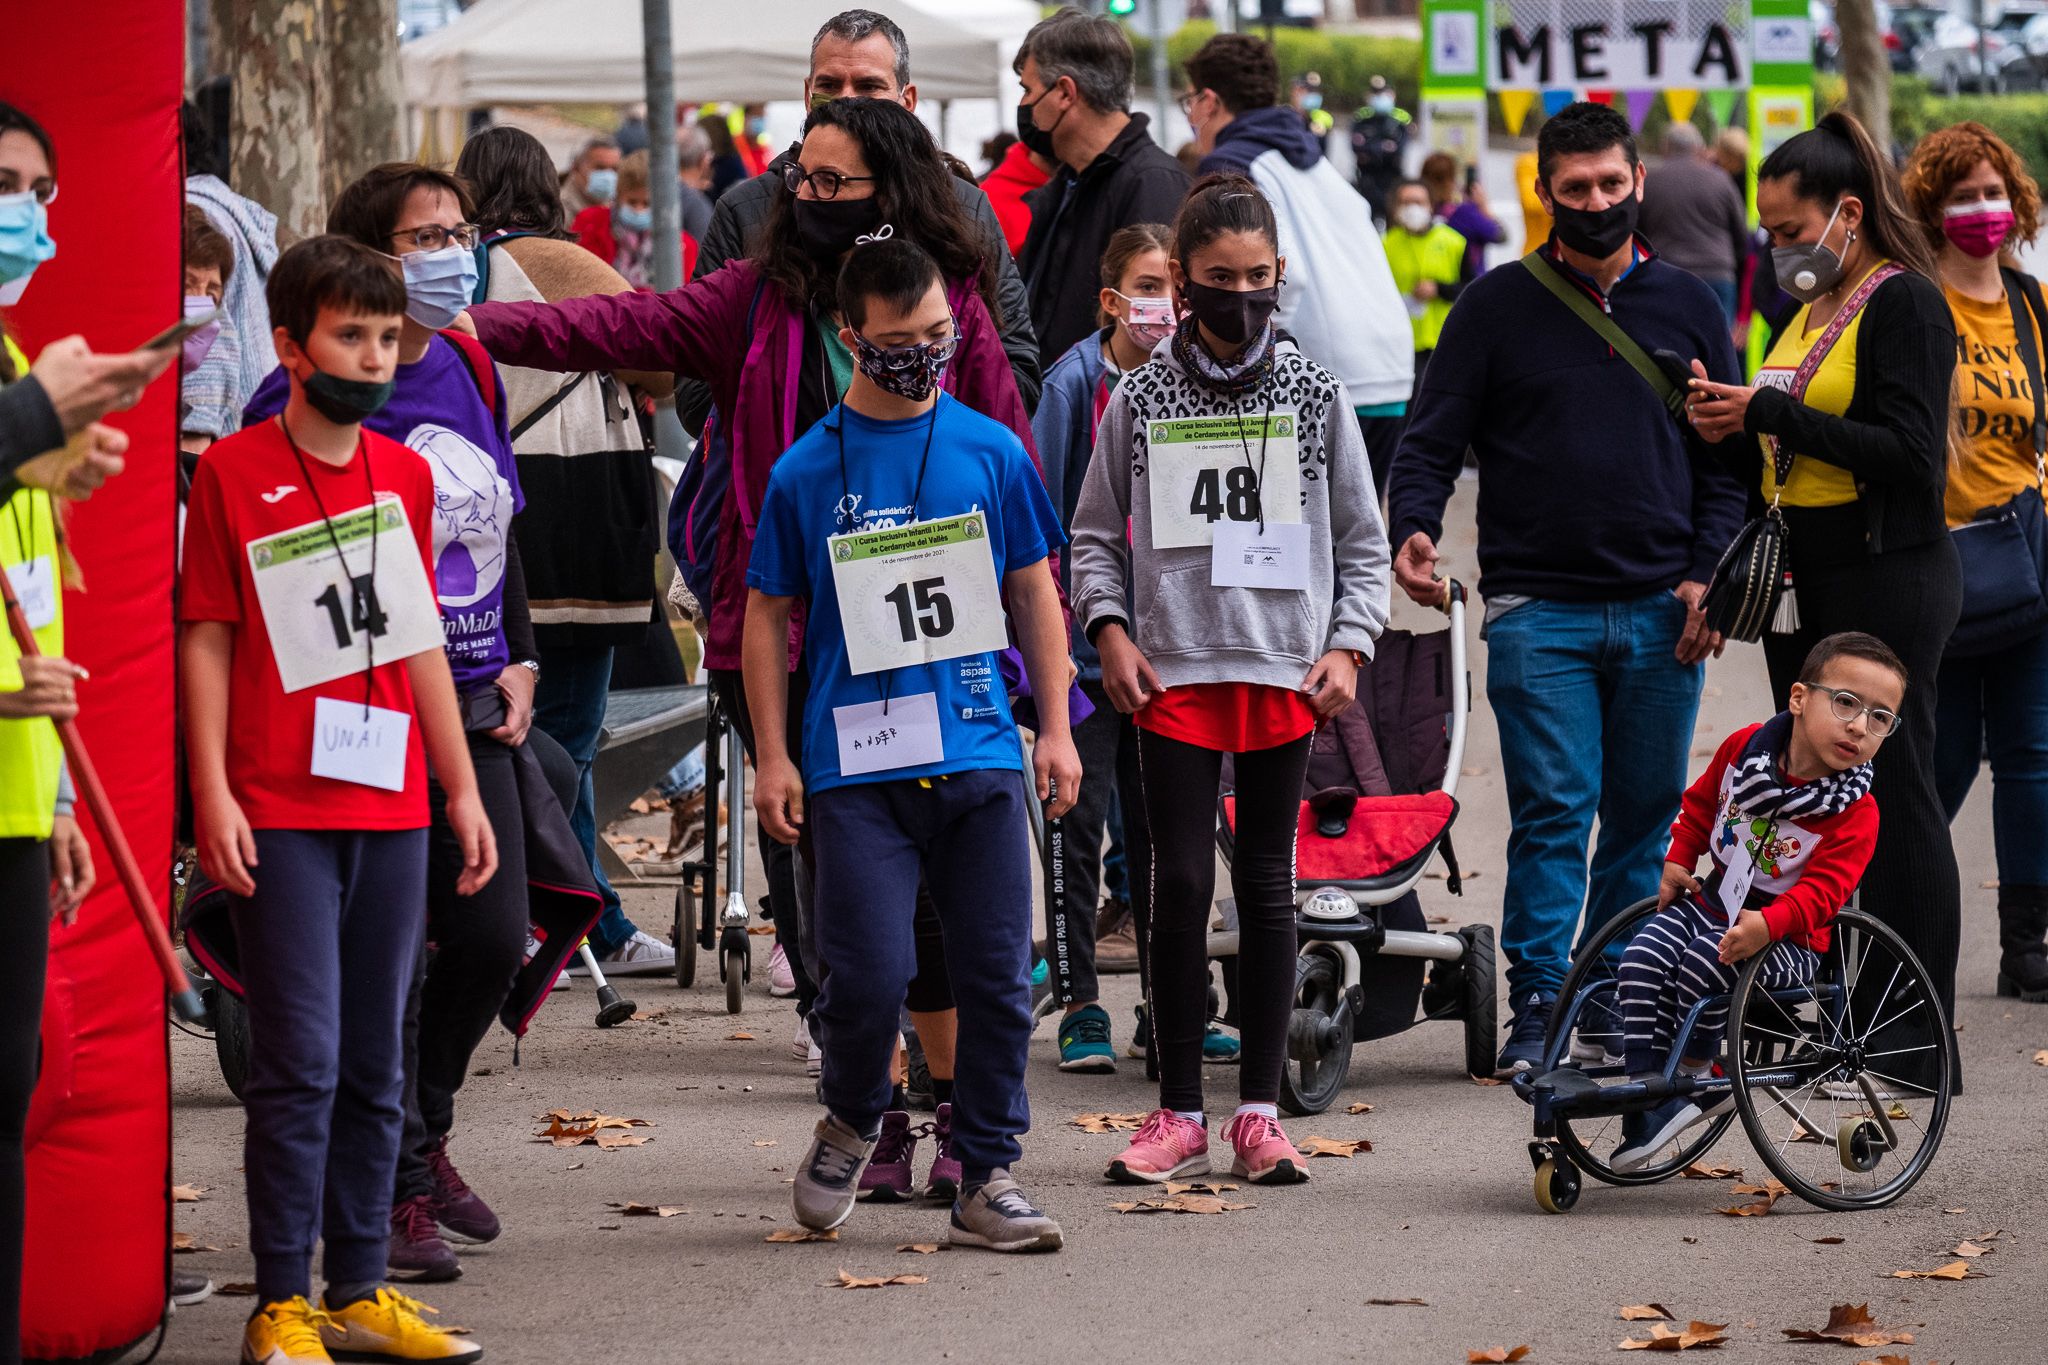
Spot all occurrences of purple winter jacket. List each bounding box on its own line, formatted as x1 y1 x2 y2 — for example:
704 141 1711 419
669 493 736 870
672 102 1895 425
468 259 1038 672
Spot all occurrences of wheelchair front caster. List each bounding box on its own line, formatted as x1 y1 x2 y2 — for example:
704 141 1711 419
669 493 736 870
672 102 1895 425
1838 1117 1886 1173
1533 1156 1581 1214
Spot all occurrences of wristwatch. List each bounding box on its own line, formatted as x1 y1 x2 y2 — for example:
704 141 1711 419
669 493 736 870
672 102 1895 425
516 659 541 680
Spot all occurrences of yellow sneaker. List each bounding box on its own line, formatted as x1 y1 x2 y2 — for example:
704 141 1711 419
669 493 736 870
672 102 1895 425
243 1298 335 1363
319 1288 482 1361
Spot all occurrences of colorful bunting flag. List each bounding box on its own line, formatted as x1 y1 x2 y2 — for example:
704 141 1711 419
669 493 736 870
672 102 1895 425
1584 89 1616 106
1541 88 1574 117
1624 89 1657 130
1665 88 1701 125
1498 89 1537 136
1705 88 1740 128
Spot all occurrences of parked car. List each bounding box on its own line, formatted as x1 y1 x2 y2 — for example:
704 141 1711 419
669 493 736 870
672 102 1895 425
1919 11 2021 93
1887 4 1948 71
1813 0 1842 70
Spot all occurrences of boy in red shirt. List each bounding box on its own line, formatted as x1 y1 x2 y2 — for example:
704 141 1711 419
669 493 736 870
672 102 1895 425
181 235 494 1364
1608 632 1902 1172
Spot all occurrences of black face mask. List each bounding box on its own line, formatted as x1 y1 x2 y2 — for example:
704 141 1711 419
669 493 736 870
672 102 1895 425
1015 91 1063 161
1550 190 1641 259
1181 279 1280 345
793 195 885 262
303 370 394 425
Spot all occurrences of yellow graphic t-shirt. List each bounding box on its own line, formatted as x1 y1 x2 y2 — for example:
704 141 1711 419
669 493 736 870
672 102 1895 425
1757 266 1891 508
1944 283 2045 527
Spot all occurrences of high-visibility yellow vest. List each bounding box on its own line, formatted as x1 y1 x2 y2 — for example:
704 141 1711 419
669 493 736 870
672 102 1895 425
0 335 64 839
1383 223 1466 352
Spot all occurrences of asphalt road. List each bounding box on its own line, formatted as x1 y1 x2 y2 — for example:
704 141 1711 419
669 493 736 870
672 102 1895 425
164 478 2047 1363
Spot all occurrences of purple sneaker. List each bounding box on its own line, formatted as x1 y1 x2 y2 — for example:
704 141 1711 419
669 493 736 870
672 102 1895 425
387 1194 460 1282
925 1102 961 1203
424 1136 500 1244
857 1111 922 1203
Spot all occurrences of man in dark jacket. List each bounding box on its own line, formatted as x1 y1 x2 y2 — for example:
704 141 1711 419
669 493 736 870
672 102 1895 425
1637 122 1751 321
1350 75 1409 227
1014 7 1190 369
684 8 1040 421
1386 103 1749 1077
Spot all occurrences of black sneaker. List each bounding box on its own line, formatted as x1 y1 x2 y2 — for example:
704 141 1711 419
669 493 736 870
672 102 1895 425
1126 1004 1150 1060
169 1268 214 1307
1495 991 1556 1076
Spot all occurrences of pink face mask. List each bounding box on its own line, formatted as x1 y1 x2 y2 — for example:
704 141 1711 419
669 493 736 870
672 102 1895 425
1942 198 2015 259
1113 291 1177 351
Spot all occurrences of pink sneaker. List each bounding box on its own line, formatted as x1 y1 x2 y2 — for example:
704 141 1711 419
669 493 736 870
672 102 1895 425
1222 1110 1308 1185
1105 1109 1210 1184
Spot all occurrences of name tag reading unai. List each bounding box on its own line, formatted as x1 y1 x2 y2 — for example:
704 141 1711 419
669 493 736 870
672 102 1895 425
310 696 412 791
834 692 944 777
1210 519 1311 590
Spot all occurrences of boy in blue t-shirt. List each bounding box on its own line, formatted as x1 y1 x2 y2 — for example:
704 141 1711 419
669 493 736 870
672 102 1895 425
745 238 1079 1253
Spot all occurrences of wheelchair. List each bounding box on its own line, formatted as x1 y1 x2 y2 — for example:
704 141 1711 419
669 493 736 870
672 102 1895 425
1512 896 1954 1214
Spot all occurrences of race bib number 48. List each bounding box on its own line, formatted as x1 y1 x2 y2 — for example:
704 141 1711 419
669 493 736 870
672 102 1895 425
248 498 444 694
1146 411 1302 551
829 512 1007 677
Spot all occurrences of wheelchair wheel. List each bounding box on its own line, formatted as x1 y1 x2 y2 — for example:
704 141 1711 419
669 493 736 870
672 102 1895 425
214 987 251 1102
675 884 698 988
1277 949 1354 1116
1548 899 1737 1186
1458 924 1498 1079
1728 909 1952 1211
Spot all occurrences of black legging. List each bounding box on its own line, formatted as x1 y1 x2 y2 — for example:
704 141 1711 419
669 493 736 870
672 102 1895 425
1764 505 1963 1090
1138 728 1312 1113
0 838 49 1365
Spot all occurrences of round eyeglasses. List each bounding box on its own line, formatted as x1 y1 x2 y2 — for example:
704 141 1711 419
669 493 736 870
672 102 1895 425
782 162 877 201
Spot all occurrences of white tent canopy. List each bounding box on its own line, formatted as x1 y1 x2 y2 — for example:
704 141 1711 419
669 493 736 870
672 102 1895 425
402 0 1016 109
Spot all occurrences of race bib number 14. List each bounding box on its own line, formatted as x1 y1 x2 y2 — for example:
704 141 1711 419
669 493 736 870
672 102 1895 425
248 498 444 694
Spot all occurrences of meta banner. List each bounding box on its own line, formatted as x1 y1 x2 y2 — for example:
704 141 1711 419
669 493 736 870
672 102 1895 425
1490 0 1759 90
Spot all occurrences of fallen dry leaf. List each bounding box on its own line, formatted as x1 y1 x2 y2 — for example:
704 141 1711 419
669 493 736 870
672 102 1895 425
752 1140 778 1148
1783 1304 1915 1348
216 1282 259 1297
2033 1050 2047 1066
1620 1305 1674 1321
1069 1112 1150 1133
726 1032 756 1041
1367 1297 1428 1306
1299 1136 1372 1158
1680 1163 1742 1181
170 1231 217 1254
1346 1102 1375 1114
747 923 776 935
1467 1349 1531 1363
629 1007 674 1022
593 1132 650 1150
896 1243 943 1255
1953 1240 1991 1258
1160 1179 1238 1196
765 1227 838 1243
172 1184 205 1203
1887 1260 1982 1280
1470 1074 1505 1086
1619 1320 1729 1351
833 1269 927 1289
1717 1196 1778 1217
1108 1193 1253 1215
1851 1357 1913 1365
610 1202 688 1218
534 1110 654 1148
1942 1207 1967 1214
1813 1235 1847 1245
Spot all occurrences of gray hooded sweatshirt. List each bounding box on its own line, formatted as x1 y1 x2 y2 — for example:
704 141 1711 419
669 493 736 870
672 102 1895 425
1070 335 1390 692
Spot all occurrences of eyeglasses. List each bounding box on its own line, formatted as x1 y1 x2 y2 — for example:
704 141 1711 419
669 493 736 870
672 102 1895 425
1809 685 1900 739
1176 91 1201 117
782 162 876 201
390 223 480 253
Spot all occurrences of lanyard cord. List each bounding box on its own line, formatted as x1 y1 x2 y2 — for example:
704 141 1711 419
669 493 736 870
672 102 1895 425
279 417 379 717
835 401 941 713
1230 388 1276 535
2 492 35 569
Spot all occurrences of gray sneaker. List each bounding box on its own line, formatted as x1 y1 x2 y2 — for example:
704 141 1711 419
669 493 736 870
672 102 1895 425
948 1171 1064 1253
793 1112 876 1231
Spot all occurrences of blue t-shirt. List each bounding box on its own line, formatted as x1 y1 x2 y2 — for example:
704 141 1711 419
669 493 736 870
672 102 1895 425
747 393 1063 794
246 336 524 693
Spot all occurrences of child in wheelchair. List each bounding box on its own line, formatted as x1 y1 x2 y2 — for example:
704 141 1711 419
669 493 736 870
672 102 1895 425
1606 632 1903 1172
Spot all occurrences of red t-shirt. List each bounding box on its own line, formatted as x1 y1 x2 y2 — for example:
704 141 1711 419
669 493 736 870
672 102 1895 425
1135 681 1317 753
181 420 438 831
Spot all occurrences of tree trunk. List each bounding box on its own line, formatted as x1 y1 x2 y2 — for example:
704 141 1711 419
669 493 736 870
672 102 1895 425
1836 0 1892 152
325 0 405 196
213 0 329 245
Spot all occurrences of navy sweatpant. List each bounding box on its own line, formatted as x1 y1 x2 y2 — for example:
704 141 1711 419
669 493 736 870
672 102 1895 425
230 828 429 1302
808 769 1034 1175
1618 895 1818 1075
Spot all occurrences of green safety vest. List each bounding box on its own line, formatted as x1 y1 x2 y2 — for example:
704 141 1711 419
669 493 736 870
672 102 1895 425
0 338 63 838
1383 224 1465 352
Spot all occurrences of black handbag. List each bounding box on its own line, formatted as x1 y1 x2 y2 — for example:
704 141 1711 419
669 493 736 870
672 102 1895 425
1700 503 1787 642
1946 270 2048 659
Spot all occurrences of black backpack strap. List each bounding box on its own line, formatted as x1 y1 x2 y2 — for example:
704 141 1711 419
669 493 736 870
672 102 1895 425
509 372 590 442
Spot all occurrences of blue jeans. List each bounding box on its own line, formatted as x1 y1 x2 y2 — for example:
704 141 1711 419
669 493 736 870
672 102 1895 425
809 769 1034 1176
1934 624 2048 885
534 644 636 956
1486 592 1704 1001
1706 277 1740 322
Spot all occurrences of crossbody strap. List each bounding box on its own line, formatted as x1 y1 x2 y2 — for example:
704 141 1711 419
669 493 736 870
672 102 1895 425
509 371 590 442
1518 249 1680 416
2002 267 2047 475
1786 263 1905 404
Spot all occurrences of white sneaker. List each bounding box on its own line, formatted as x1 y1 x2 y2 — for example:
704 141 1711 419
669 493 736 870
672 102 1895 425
768 943 797 998
806 1032 823 1079
792 1012 812 1061
596 928 678 977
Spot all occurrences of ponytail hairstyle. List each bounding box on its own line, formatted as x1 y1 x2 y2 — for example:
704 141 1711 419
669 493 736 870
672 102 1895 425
1170 172 1278 272
1757 110 1939 281
1096 221 1171 325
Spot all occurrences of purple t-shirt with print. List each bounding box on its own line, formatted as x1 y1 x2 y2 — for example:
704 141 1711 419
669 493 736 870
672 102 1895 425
244 335 525 693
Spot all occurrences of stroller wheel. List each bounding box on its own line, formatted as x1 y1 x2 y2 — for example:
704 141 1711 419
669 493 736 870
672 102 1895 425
1458 924 1498 1080
1277 950 1353 1116
213 988 252 1102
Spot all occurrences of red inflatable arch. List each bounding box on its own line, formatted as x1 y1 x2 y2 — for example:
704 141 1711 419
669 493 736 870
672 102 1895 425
7 5 181 1358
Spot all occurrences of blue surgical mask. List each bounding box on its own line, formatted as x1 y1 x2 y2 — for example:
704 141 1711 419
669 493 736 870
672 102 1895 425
1370 93 1396 115
614 203 652 233
0 190 56 307
584 167 618 204
399 244 480 330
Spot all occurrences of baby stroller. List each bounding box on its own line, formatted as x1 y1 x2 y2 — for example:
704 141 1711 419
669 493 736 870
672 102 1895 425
1512 896 1954 1214
1210 580 1495 1115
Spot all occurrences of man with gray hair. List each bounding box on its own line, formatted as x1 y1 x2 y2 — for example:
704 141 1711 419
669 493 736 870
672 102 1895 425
685 7 1040 410
1014 6 1190 366
1636 120 1750 320
675 123 714 243
560 134 620 220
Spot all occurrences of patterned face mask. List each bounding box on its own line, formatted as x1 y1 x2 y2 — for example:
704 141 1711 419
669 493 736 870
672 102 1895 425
851 325 959 402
